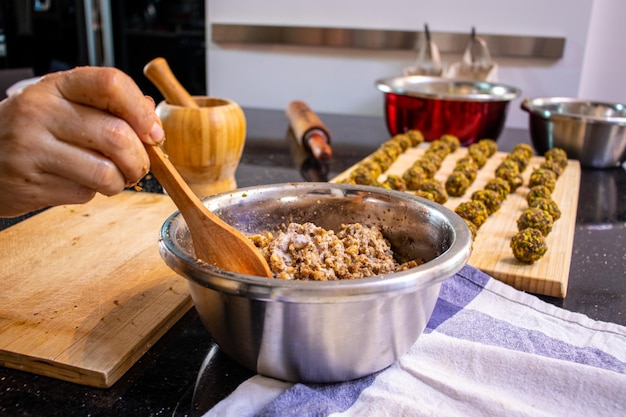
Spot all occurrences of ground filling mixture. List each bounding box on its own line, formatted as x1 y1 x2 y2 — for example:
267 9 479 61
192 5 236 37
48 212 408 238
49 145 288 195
248 222 423 280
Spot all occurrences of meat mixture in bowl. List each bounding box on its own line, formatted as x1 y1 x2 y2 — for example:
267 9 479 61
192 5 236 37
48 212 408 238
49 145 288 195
248 222 423 280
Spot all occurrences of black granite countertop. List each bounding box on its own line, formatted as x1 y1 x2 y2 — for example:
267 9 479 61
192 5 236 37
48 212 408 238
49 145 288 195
1 108 624 417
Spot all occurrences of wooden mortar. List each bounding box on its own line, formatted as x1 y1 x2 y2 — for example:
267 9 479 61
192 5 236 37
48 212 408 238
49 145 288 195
155 97 246 197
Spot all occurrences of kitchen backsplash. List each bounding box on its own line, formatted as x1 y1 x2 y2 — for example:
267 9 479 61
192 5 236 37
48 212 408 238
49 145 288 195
206 0 624 132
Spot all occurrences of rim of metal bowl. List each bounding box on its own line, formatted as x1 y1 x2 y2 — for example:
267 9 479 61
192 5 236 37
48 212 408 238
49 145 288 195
521 97 626 124
375 75 520 102
159 183 473 302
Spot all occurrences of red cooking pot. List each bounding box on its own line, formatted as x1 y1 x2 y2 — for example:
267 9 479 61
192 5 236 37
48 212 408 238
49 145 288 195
376 76 520 146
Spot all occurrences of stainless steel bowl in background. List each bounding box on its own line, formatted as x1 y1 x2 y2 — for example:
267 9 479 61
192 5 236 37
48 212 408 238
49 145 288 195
159 182 472 383
376 75 520 145
521 97 626 168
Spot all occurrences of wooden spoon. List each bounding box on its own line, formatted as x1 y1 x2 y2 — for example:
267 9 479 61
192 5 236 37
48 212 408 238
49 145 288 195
142 56 271 277
145 143 272 277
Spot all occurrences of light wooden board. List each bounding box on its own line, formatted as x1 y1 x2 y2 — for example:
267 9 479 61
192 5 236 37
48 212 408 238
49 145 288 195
0 191 193 388
332 145 581 298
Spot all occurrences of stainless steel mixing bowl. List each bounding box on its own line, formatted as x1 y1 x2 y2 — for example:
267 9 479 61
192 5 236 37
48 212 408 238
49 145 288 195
159 182 472 383
521 97 626 168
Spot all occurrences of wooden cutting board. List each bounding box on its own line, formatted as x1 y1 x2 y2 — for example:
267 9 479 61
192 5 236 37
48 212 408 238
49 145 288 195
0 191 193 388
332 145 581 298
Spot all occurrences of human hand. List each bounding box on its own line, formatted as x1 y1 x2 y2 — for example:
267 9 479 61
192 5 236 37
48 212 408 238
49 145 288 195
0 66 165 217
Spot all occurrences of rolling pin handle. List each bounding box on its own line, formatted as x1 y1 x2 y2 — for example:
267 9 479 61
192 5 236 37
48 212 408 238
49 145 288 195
305 130 333 161
286 100 333 161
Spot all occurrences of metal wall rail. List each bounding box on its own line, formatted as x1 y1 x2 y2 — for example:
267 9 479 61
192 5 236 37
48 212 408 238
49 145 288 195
212 24 565 59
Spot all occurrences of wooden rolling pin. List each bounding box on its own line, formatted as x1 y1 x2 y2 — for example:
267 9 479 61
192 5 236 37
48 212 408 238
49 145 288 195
286 101 333 161
143 57 199 108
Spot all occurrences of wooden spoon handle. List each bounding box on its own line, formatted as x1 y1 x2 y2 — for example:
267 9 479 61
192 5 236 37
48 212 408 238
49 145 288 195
143 57 199 108
144 144 206 215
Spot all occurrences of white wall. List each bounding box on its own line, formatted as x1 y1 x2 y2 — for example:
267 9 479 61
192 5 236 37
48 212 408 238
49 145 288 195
579 0 626 102
206 0 618 132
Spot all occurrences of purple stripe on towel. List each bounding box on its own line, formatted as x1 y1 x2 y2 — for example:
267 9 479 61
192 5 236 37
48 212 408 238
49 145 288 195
255 371 379 417
433 266 626 374
436 309 626 374
427 265 488 331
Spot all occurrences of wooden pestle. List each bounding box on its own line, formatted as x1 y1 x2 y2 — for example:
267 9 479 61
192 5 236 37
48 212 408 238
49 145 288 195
143 57 199 108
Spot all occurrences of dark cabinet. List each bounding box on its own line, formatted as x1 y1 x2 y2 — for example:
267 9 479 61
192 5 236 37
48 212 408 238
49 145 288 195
0 0 206 101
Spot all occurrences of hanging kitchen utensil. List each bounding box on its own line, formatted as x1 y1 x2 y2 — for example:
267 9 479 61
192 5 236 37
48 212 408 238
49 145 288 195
445 27 498 82
404 24 443 77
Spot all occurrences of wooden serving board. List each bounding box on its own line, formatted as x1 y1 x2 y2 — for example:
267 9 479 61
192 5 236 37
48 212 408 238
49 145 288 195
0 191 193 388
332 145 581 298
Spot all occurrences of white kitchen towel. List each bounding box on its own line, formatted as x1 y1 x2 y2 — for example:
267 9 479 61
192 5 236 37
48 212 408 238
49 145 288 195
203 265 626 417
